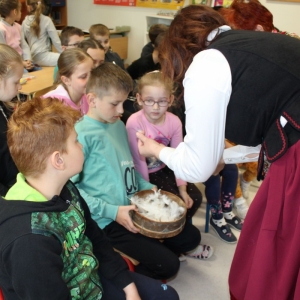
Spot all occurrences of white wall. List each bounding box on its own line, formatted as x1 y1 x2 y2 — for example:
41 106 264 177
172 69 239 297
67 0 300 65
261 0 300 34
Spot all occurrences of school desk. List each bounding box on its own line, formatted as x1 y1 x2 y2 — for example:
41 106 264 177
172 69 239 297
19 67 55 100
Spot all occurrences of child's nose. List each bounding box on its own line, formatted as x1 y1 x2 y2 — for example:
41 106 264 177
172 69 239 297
153 102 159 109
117 106 124 114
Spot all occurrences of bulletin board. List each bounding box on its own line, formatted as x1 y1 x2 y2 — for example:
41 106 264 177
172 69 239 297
211 0 233 6
94 0 136 6
136 0 184 10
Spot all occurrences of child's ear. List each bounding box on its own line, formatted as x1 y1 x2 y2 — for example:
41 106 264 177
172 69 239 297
61 75 70 87
169 95 175 107
136 93 143 106
51 152 65 170
87 92 97 107
255 24 264 32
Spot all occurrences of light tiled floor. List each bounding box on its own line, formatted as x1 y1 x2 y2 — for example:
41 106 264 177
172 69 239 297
167 178 260 300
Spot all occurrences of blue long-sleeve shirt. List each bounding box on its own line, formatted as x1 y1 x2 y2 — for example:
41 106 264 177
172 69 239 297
72 115 154 229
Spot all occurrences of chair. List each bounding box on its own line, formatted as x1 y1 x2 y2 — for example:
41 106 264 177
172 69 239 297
0 288 4 300
33 85 56 98
114 248 140 272
205 203 211 233
121 256 136 272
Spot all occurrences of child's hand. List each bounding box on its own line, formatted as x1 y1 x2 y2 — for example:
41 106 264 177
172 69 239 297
124 282 141 300
116 205 140 233
178 186 194 209
23 60 33 70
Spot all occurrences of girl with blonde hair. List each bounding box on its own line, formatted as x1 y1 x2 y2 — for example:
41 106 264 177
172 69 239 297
0 44 23 195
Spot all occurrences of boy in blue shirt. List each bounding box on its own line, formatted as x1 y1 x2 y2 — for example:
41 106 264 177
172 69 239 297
0 96 178 300
72 63 205 281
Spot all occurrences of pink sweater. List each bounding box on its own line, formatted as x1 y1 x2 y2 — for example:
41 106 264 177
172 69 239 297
126 110 186 186
0 20 23 56
43 85 88 115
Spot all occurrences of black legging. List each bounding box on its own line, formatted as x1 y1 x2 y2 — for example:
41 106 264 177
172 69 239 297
100 271 179 300
104 221 200 279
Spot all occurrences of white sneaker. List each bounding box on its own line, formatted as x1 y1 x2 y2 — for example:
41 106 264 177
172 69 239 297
186 244 214 260
234 196 249 219
240 174 251 199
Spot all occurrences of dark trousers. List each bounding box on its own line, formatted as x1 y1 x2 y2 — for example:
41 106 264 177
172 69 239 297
100 271 179 300
104 221 200 280
149 166 202 220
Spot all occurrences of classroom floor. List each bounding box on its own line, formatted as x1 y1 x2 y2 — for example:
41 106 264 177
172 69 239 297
167 179 260 300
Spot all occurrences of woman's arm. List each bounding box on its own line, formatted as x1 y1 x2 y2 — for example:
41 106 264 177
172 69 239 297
160 49 231 182
137 50 231 183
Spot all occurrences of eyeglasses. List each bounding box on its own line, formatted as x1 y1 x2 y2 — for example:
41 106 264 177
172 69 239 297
141 98 170 107
66 42 80 48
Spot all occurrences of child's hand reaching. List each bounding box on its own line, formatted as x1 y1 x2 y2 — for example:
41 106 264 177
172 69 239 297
178 185 194 209
116 205 140 233
124 283 141 300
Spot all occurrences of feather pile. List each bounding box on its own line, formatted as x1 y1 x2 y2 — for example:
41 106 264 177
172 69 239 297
130 190 185 222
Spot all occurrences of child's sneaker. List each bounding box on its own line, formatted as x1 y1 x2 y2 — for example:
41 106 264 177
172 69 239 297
224 212 243 231
240 174 251 199
186 244 214 260
210 217 237 244
234 196 249 219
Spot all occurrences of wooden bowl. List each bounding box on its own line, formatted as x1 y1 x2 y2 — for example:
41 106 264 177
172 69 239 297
130 190 187 239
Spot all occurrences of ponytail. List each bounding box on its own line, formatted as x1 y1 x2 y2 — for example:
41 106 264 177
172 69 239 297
26 0 45 37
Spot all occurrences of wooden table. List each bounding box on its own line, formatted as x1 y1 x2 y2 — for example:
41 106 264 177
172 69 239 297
19 67 55 100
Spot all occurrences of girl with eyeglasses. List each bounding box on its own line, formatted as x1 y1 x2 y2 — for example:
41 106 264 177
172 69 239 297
126 71 213 260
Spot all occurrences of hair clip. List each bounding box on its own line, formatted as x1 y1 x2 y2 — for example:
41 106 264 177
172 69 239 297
147 70 161 74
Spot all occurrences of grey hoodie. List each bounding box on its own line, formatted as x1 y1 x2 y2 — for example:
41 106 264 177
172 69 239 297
21 14 62 61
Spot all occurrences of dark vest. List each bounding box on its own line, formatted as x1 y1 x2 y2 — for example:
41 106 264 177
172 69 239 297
208 30 300 177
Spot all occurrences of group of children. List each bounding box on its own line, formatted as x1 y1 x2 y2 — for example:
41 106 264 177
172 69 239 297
0 0 125 71
0 44 181 299
0 25 211 298
0 1 255 298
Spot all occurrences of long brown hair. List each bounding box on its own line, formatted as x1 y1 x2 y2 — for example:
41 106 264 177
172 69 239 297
159 5 226 91
56 48 92 86
219 0 274 32
0 0 20 18
26 0 44 37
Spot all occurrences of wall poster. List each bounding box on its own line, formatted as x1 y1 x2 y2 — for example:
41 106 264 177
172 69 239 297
94 0 136 6
136 0 184 10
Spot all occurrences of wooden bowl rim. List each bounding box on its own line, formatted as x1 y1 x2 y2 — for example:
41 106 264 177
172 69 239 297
130 189 187 224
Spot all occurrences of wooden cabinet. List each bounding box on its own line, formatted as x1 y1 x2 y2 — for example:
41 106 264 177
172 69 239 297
51 0 67 29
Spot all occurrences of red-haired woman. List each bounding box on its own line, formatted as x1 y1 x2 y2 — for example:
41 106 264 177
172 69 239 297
136 4 300 300
220 0 300 36
220 0 274 32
